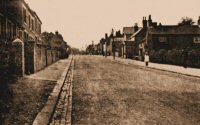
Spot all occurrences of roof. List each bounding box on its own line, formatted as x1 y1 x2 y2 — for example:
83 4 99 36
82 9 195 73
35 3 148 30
148 25 200 35
123 27 135 34
113 37 125 42
129 28 144 39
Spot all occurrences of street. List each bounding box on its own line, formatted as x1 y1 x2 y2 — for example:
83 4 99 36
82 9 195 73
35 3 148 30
72 55 200 125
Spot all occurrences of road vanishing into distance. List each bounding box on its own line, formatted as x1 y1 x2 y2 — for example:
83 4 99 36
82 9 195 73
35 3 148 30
72 55 200 125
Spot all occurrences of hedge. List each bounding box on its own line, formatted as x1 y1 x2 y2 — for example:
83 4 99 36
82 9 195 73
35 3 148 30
150 49 200 68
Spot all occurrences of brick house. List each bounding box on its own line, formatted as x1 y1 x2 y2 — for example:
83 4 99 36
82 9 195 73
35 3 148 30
0 0 69 76
0 0 43 75
139 17 200 60
0 0 42 42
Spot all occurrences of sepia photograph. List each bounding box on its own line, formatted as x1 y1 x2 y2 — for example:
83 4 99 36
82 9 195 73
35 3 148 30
0 0 200 125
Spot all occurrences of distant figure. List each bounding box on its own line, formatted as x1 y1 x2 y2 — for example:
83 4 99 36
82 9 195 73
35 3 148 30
113 51 115 60
144 52 149 67
182 49 189 68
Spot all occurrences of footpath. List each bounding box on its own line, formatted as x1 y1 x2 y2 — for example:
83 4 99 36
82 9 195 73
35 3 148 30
26 56 73 125
105 56 200 78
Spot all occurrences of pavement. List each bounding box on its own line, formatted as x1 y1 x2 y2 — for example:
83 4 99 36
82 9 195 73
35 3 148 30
25 59 71 81
105 56 200 78
31 57 73 125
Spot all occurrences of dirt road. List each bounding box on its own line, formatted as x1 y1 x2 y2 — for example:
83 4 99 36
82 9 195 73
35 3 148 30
72 56 200 125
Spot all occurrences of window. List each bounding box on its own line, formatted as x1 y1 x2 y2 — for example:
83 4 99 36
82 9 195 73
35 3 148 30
159 36 167 42
1 16 6 39
35 19 37 32
19 30 22 39
32 19 34 30
28 15 30 28
0 16 1 36
13 24 16 37
193 37 200 43
24 31 28 40
7 21 12 39
23 8 26 23
38 23 41 33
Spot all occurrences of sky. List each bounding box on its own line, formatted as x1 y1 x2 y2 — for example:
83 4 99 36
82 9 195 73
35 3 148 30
26 0 200 49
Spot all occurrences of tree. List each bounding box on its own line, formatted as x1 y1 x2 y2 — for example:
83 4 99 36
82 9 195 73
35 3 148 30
178 17 195 26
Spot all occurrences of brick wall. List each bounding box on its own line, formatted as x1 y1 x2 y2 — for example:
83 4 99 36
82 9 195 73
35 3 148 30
35 45 47 71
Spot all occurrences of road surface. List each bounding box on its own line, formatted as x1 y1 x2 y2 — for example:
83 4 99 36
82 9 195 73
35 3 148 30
72 55 200 125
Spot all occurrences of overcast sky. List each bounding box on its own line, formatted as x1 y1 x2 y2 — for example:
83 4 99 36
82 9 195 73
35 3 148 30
26 0 200 49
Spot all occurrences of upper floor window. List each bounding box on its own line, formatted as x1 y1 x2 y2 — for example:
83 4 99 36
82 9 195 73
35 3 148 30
32 19 34 31
35 19 37 31
193 37 200 43
7 21 12 39
13 24 16 37
28 15 31 28
38 23 41 33
23 8 27 23
158 36 167 43
0 16 2 36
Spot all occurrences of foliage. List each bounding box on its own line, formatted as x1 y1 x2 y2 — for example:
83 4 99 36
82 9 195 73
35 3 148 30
150 49 167 63
150 48 200 68
178 17 195 26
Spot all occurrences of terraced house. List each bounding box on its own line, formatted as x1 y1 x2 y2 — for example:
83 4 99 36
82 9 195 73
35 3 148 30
0 0 69 76
0 0 42 42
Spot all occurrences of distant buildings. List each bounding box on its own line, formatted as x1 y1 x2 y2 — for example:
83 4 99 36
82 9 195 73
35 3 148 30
88 15 200 67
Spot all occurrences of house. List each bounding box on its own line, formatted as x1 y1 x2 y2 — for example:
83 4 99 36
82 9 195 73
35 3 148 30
0 0 42 42
128 17 149 60
139 16 200 60
110 30 125 57
0 0 43 75
123 23 142 59
0 0 69 76
104 33 112 56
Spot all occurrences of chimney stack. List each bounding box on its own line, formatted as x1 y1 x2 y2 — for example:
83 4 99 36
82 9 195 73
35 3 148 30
148 15 153 27
142 17 147 28
105 33 108 39
198 16 200 26
55 31 59 35
134 23 139 32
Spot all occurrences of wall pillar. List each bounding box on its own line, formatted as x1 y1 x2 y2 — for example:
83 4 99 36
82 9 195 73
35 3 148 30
12 38 24 76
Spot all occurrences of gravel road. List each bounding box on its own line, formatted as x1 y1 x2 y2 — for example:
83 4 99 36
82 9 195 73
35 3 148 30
72 55 200 125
